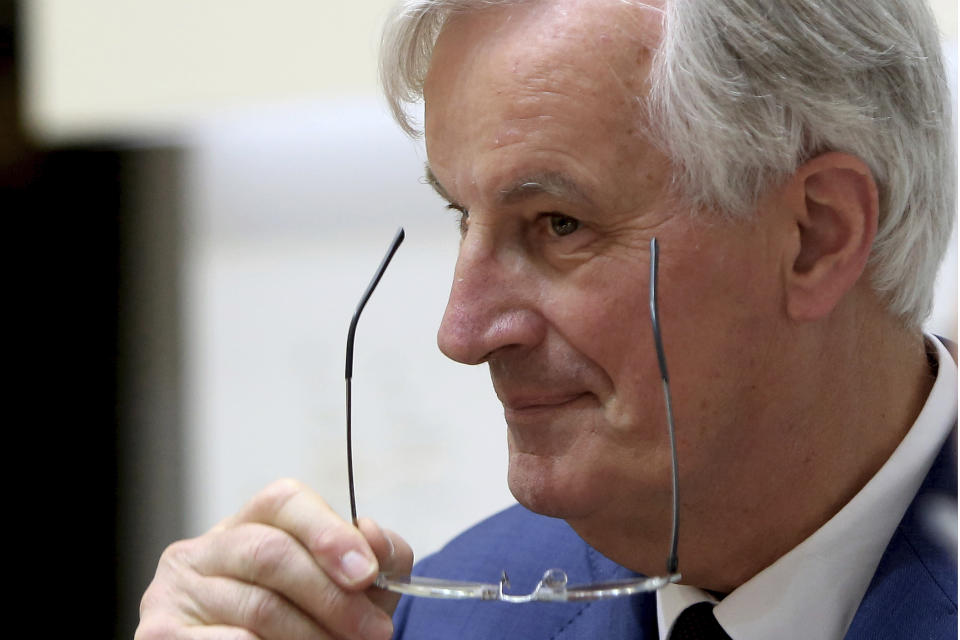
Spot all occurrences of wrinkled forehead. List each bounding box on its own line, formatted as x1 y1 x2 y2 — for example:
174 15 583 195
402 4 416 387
425 0 663 103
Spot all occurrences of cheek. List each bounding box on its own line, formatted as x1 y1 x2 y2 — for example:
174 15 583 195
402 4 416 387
547 266 662 431
653 239 785 448
549 265 649 359
666 244 782 355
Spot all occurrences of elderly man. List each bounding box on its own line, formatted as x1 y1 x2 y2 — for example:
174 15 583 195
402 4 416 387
136 0 956 638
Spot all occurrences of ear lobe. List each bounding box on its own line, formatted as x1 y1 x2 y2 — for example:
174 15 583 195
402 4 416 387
785 153 879 321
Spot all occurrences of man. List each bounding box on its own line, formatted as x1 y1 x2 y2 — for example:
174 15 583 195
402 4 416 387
136 0 956 638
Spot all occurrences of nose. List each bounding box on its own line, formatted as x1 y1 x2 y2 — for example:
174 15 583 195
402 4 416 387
437 227 546 365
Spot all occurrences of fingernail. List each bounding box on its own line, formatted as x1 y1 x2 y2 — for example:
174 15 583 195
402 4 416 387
384 532 396 561
340 549 377 583
360 611 394 640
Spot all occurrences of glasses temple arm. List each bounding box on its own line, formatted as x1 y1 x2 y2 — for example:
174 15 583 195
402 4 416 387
345 227 406 525
649 237 680 575
346 227 406 379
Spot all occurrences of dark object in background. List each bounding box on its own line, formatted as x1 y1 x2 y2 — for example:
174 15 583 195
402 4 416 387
3 3 120 627
3 2 185 636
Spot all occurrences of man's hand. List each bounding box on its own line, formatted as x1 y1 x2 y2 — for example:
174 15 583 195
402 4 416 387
136 478 413 640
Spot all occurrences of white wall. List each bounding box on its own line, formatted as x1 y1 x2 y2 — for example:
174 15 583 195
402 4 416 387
22 0 398 141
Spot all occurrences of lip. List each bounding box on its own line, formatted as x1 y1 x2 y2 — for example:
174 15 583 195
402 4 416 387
502 392 591 414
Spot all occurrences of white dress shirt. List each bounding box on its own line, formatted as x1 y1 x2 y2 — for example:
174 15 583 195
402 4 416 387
657 334 957 640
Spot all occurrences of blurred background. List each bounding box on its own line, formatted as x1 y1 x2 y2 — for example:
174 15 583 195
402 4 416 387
2 1 955 637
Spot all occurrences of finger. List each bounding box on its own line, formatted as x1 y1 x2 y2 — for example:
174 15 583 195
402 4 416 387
192 524 394 640
137 617 264 640
357 519 414 614
186 627 261 640
223 479 379 590
356 519 414 575
190 575 335 640
140 537 326 640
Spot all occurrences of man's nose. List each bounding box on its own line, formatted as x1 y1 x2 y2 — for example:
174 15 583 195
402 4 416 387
437 229 545 365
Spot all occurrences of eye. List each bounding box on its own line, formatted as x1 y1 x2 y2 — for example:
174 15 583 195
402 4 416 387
548 214 580 237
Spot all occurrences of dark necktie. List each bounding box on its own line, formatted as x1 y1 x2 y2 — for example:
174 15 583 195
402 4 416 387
669 601 733 640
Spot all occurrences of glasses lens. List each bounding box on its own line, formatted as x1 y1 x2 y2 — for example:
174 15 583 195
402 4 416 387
377 574 500 600
563 574 679 601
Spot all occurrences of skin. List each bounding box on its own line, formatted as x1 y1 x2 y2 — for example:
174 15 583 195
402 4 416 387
136 479 412 639
136 0 936 636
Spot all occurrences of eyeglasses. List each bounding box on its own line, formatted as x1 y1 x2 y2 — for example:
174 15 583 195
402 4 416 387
345 228 681 602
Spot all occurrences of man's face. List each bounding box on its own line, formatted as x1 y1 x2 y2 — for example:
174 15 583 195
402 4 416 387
424 0 789 546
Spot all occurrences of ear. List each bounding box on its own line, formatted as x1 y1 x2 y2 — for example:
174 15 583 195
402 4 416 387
778 152 879 321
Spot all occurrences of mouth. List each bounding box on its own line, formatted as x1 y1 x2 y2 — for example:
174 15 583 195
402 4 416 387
502 392 592 421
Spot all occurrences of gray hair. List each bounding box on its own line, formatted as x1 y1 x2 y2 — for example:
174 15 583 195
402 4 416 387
380 0 956 326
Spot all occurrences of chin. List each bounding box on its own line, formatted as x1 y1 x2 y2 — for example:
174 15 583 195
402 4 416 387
506 451 601 520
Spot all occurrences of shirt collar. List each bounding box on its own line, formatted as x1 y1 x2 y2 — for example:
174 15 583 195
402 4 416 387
657 334 957 640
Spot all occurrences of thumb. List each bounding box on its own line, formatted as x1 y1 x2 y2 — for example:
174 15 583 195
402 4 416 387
356 518 414 614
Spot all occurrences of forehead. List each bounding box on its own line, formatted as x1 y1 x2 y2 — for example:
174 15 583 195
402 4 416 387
423 0 664 195
427 0 661 99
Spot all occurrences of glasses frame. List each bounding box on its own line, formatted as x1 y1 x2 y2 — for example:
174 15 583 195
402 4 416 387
344 229 680 602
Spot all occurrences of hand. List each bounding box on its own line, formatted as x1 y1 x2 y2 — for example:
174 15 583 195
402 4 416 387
136 478 413 640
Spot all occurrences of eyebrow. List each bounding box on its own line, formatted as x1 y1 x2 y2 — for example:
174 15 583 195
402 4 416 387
424 164 595 208
424 165 455 204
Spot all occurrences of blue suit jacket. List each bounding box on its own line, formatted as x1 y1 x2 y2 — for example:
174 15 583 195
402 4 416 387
393 433 956 638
